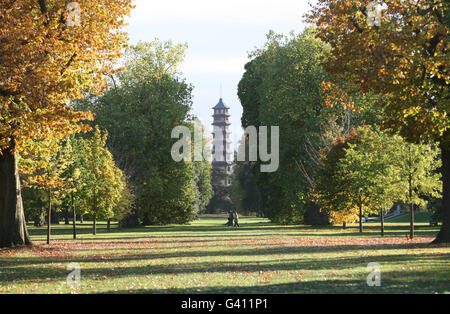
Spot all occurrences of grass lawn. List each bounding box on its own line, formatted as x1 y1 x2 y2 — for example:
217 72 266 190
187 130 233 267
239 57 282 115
386 211 433 223
0 216 449 294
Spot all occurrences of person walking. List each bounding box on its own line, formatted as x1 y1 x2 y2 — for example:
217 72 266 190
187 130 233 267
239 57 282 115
233 210 240 227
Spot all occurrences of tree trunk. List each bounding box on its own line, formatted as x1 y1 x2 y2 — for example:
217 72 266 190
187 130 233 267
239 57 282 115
433 140 450 243
47 189 51 244
80 214 83 223
343 221 346 230
93 213 97 235
107 218 111 232
34 208 45 227
409 203 414 240
359 204 363 233
71 192 76 240
64 208 70 225
142 213 151 226
380 209 384 237
0 140 32 247
50 208 59 224
409 172 414 239
119 211 139 228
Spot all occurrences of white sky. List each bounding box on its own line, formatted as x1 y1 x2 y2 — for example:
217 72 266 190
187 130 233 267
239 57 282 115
126 0 312 148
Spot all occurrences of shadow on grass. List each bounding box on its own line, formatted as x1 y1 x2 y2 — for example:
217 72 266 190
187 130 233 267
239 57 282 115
1 254 448 293
99 271 450 294
1 242 448 284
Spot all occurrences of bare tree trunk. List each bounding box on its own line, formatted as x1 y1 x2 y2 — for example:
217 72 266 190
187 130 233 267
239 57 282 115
409 164 414 239
50 208 59 224
34 208 45 227
72 192 76 239
433 140 450 243
410 203 414 240
80 214 83 223
359 204 363 233
93 213 97 235
0 138 32 247
343 221 346 230
64 208 70 225
92 192 97 235
47 189 51 245
107 218 111 232
381 209 384 237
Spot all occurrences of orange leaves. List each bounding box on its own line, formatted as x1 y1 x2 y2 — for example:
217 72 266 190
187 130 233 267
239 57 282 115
306 0 450 142
321 81 357 111
0 0 133 149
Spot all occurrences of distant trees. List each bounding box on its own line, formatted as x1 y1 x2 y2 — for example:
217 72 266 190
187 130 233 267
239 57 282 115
395 141 442 238
231 138 263 216
77 40 213 226
314 129 360 230
20 127 132 241
315 126 442 237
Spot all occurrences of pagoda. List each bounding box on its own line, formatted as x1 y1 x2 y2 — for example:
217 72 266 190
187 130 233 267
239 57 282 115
211 97 232 186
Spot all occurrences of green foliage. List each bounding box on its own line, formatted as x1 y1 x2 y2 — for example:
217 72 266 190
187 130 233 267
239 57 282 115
238 29 332 223
314 129 360 225
396 142 442 209
76 40 211 225
338 127 404 219
315 125 442 229
19 134 76 225
231 162 263 216
77 126 132 225
19 127 132 232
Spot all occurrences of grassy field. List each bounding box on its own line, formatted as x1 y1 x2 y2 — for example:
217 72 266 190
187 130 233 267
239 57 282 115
0 216 449 294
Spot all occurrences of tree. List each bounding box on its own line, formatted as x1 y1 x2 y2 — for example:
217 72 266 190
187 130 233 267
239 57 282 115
76 40 201 226
79 126 131 235
314 129 360 230
231 138 263 216
396 142 442 238
0 0 133 247
339 126 403 235
19 137 75 244
237 29 332 223
306 0 450 243
191 120 214 215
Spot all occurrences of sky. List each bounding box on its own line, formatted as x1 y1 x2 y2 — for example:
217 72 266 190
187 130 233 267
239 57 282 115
125 0 311 148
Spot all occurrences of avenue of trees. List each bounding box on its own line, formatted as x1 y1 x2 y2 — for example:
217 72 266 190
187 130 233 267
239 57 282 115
0 0 447 247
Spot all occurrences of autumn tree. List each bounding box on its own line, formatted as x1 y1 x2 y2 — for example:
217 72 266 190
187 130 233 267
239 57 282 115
306 0 449 242
79 126 131 235
0 0 133 247
314 129 360 230
339 126 403 235
20 137 74 244
396 142 442 238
